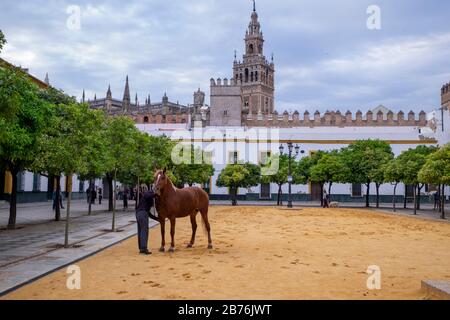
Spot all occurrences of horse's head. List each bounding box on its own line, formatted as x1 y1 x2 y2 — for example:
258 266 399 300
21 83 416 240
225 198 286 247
154 168 169 196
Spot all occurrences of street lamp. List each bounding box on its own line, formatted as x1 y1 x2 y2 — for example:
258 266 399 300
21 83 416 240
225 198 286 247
280 141 300 208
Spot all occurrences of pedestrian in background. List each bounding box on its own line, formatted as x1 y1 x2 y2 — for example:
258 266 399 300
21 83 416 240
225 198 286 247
123 188 129 210
98 188 103 205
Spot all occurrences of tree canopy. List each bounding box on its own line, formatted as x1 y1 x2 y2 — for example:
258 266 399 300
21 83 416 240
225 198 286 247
217 163 261 205
418 144 450 186
310 150 349 196
341 139 393 207
0 67 50 228
0 30 6 53
171 145 215 188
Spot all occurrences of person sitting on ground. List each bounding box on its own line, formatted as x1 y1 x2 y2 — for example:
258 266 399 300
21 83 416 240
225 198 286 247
135 185 156 255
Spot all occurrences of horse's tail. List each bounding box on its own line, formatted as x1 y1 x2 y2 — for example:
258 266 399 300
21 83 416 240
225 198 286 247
200 212 208 236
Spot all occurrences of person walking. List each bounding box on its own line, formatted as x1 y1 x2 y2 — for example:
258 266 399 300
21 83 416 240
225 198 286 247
52 190 65 210
135 185 156 255
86 187 90 204
123 188 129 210
98 188 103 205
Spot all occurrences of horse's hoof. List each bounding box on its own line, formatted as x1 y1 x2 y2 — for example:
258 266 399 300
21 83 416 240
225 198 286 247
159 247 165 253
169 247 175 253
208 244 213 250
187 244 193 249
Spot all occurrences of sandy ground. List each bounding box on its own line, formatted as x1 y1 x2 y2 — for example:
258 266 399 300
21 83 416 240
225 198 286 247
3 206 450 300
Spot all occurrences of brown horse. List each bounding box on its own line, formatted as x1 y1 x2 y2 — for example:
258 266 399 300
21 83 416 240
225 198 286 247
153 169 212 252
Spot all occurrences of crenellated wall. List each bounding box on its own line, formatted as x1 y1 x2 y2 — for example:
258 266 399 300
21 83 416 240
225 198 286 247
209 77 243 126
244 110 428 128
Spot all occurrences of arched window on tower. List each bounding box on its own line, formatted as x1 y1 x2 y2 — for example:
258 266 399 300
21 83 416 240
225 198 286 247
250 72 254 82
143 116 149 123
245 69 249 83
248 44 254 54
255 71 258 82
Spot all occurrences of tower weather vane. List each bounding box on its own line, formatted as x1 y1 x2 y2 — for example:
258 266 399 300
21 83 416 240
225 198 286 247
252 0 256 12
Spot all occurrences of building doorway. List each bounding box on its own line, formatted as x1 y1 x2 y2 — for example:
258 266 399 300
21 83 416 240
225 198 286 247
311 183 322 201
260 183 271 200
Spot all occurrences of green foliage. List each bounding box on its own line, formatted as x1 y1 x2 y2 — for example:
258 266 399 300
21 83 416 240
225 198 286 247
216 163 261 189
103 116 141 178
117 132 176 186
341 139 393 185
396 145 438 185
310 151 348 185
38 86 77 105
171 145 215 187
292 151 326 184
32 103 101 177
77 110 110 182
0 30 6 53
419 144 450 186
383 158 403 184
260 154 289 186
0 67 49 172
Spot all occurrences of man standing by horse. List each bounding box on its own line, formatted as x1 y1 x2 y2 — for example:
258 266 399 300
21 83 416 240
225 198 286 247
135 185 156 255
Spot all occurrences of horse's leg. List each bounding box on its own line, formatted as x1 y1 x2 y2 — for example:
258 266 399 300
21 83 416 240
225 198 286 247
159 219 166 252
200 209 213 249
169 218 176 253
187 212 197 248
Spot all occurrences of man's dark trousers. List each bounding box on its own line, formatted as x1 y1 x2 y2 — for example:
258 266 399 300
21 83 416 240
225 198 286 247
136 210 149 251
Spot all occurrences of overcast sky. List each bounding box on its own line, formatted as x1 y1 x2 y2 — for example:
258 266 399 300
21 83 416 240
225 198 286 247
1 0 449 113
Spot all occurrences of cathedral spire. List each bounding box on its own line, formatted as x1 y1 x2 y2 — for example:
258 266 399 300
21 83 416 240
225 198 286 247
82 89 85 103
44 73 49 85
122 75 131 112
106 84 112 99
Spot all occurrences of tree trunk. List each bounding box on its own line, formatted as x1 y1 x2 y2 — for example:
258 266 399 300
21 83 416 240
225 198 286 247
376 183 380 208
413 184 417 215
417 184 423 210
88 179 93 216
112 170 117 232
366 183 370 208
107 174 113 212
7 168 19 229
320 183 324 207
277 184 282 206
392 183 398 213
64 174 72 248
441 185 446 220
328 182 333 201
55 176 61 221
404 185 408 209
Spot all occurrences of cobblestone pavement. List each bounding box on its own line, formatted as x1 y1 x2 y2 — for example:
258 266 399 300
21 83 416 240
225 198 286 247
0 199 158 295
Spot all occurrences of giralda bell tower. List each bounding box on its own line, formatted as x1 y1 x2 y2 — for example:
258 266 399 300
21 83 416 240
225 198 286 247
233 1 275 115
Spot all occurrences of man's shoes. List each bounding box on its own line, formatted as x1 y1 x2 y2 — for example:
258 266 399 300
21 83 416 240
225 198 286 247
139 249 152 255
